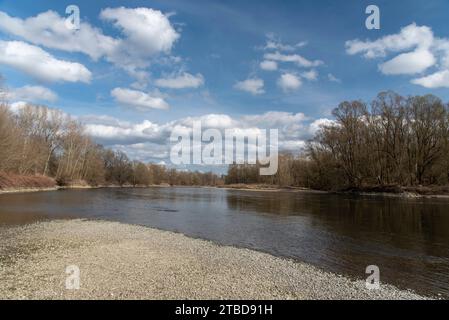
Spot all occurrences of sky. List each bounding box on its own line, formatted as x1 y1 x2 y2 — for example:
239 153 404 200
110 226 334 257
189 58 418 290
1 0 449 171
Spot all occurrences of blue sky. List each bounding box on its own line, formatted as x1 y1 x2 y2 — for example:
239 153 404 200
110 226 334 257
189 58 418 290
1 0 449 168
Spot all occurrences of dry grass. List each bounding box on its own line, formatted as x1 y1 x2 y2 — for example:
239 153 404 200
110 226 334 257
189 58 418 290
0 171 56 190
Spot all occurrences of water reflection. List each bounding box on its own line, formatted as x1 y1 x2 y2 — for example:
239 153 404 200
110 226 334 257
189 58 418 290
226 191 449 296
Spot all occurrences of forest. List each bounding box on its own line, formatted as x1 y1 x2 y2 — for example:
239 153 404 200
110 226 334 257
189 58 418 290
226 91 449 192
0 102 221 188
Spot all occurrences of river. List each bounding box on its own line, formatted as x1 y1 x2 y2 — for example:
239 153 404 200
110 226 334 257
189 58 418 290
0 187 448 298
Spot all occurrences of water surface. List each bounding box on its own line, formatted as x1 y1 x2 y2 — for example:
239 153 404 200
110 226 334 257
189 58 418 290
1 187 448 297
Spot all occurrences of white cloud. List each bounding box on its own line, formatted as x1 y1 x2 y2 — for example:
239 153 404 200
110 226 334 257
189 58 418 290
435 39 449 69
234 78 265 95
277 73 302 92
301 69 318 81
81 110 332 165
85 119 165 145
0 10 118 61
0 8 180 81
242 111 307 126
345 23 449 88
100 7 179 69
265 40 307 52
308 118 335 136
411 70 449 88
263 33 307 51
84 111 321 147
260 60 278 71
0 41 92 83
379 49 435 75
328 73 341 83
345 23 434 58
155 72 204 89
264 51 323 68
7 85 57 103
178 114 237 129
111 88 170 111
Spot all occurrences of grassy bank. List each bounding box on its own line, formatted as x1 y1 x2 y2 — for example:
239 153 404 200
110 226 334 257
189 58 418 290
0 219 427 300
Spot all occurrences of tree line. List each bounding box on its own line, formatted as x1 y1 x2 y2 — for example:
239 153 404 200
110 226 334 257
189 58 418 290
226 92 449 191
0 102 222 187
3 80 449 191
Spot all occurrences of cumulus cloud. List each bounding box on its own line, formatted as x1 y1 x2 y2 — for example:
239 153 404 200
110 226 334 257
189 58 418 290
100 7 179 68
308 118 335 136
178 114 238 130
83 111 325 153
242 111 309 141
0 8 180 81
264 51 323 68
0 40 92 83
0 10 118 61
111 88 170 111
7 85 57 103
155 72 204 89
346 23 449 88
379 49 435 75
345 23 434 58
80 109 335 167
260 60 278 71
85 119 166 145
277 73 302 92
248 33 324 93
411 70 449 88
234 78 265 95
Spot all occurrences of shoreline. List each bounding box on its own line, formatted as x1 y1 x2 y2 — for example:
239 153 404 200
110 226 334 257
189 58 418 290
0 184 172 195
0 219 427 300
217 184 449 199
2 184 449 200
0 187 59 195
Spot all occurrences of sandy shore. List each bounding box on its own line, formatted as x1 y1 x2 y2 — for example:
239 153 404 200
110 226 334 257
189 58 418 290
0 219 426 300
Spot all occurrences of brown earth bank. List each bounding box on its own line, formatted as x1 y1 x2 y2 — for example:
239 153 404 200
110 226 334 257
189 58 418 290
0 172 175 195
0 172 57 193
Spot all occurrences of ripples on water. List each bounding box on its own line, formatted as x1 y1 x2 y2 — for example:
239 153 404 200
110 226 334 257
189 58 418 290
1 187 448 297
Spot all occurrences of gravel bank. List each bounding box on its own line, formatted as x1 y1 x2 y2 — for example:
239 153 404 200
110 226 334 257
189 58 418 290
0 220 426 300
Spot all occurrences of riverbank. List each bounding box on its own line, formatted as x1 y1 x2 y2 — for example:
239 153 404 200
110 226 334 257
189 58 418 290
0 172 57 195
1 184 445 199
0 219 426 300
0 183 173 195
217 184 327 194
1 170 448 199
219 184 449 198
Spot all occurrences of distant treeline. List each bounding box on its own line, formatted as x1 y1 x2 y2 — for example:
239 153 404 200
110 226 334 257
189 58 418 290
226 92 449 191
0 103 222 187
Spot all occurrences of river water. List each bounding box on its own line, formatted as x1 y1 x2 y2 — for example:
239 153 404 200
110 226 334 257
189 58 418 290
0 187 448 297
